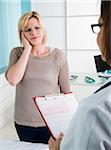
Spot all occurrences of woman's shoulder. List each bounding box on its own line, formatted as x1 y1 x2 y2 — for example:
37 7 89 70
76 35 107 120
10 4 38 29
54 48 66 55
52 48 66 59
11 47 24 57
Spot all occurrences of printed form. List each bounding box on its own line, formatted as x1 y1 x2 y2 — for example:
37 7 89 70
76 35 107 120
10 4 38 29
34 93 79 139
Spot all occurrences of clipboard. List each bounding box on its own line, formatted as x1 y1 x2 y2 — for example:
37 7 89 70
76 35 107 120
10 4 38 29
33 93 79 139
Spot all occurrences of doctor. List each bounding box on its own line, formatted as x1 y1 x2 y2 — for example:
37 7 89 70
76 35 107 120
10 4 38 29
48 0 111 150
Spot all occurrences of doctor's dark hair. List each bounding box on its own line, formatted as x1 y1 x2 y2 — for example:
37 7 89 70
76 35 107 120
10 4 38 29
100 0 111 64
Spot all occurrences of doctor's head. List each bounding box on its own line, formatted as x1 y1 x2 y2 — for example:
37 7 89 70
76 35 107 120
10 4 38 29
91 0 111 65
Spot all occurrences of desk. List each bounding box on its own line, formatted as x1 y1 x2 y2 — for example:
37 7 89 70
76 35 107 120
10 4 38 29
70 73 107 101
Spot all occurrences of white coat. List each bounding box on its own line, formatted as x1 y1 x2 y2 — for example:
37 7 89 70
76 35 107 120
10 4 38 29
61 78 111 150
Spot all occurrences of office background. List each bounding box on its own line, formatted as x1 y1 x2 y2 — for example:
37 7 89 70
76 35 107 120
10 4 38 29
0 0 101 73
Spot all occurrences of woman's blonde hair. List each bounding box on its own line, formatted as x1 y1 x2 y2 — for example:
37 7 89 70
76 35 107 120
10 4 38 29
18 11 47 45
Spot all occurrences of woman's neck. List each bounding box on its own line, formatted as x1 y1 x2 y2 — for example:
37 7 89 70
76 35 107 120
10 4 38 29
31 45 50 57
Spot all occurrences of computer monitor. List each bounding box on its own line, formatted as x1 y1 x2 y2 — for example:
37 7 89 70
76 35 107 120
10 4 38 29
94 55 111 73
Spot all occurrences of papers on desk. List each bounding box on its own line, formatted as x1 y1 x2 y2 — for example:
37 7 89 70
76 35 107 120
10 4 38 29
34 93 79 139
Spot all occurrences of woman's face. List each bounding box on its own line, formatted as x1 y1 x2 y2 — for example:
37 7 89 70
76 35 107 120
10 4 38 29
97 17 105 59
23 17 44 46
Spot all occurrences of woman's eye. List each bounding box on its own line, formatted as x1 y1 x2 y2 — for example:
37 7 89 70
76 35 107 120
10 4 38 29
24 29 31 32
35 27 40 30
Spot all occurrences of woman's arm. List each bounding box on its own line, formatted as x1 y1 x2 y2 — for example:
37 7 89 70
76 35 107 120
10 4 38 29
6 33 32 86
58 52 71 93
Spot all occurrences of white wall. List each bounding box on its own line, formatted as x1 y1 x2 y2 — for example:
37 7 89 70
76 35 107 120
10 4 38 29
67 0 101 73
31 0 66 49
31 0 101 73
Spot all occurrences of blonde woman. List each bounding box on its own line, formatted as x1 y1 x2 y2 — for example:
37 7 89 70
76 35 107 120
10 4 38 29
5 11 70 144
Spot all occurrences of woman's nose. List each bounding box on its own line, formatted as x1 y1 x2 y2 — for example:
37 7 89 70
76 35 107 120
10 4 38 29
30 29 36 35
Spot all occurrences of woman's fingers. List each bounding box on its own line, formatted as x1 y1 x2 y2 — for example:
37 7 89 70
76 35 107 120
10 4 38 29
21 32 32 50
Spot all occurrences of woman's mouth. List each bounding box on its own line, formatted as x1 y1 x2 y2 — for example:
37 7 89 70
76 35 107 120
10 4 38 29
31 36 38 40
